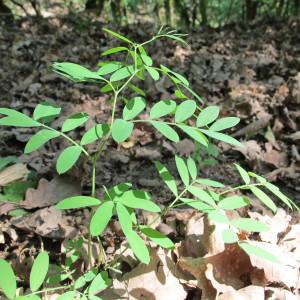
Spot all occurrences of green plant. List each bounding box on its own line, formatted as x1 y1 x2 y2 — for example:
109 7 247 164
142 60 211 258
0 27 298 299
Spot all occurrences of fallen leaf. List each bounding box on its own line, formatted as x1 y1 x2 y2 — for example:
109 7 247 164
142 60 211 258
218 285 265 300
0 164 29 186
22 176 81 209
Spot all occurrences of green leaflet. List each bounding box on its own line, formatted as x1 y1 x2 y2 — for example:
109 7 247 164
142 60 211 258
123 97 146 120
150 99 176 119
30 252 49 292
140 226 174 249
196 178 224 188
209 117 240 131
116 202 133 235
56 146 82 174
33 102 61 122
126 230 150 264
0 259 16 299
51 62 103 82
140 54 153 66
175 100 197 123
187 186 215 206
80 124 109 145
187 157 197 180
112 119 133 143
196 106 220 127
155 161 178 196
88 271 111 296
177 125 208 146
0 108 40 127
97 62 122 75
175 155 189 186
56 196 100 209
115 190 161 212
234 163 250 184
179 198 214 212
222 229 238 244
145 66 160 81
218 196 249 210
239 242 281 264
110 65 134 82
25 129 60 153
103 28 134 44
101 46 128 56
151 121 179 142
90 201 114 236
62 112 89 132
250 186 277 212
200 129 243 147
264 182 292 209
208 210 229 224
231 218 269 232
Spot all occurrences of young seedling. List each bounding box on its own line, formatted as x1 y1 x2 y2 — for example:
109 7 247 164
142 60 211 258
0 27 297 299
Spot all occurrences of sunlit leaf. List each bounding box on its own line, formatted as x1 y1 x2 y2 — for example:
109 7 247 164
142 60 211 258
123 97 146 120
0 259 16 299
187 157 197 180
145 66 160 81
239 242 281 263
150 100 176 119
89 271 111 296
177 125 208 146
103 28 134 44
231 218 269 232
234 163 250 184
218 196 249 210
250 186 277 212
30 252 49 292
62 112 89 132
112 119 133 143
110 65 134 82
56 196 100 210
126 230 150 264
155 161 178 196
188 186 215 206
80 124 109 145
209 117 240 131
25 129 60 153
101 47 128 56
196 106 220 127
200 129 243 147
0 108 40 127
196 178 224 188
97 62 122 75
175 155 189 186
151 121 179 142
116 202 133 235
140 226 174 249
208 210 229 224
56 146 82 174
222 229 238 244
175 100 196 123
33 102 61 122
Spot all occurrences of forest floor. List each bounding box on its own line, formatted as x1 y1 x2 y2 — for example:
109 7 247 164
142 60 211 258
0 14 300 300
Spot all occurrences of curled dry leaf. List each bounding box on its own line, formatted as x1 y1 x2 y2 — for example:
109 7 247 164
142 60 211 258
101 248 187 300
248 208 291 244
22 176 81 209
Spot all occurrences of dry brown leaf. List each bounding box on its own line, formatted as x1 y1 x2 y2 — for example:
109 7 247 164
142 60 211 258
248 241 300 289
22 176 81 209
0 164 29 186
248 209 291 244
234 140 262 161
266 287 300 300
263 142 288 168
101 248 187 300
218 285 265 300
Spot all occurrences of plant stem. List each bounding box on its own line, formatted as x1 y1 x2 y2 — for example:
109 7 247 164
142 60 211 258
28 286 69 296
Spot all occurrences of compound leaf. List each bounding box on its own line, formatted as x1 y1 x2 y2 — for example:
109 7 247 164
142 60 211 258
209 117 240 131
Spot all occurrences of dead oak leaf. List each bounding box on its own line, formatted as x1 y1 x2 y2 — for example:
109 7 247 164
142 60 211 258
22 176 81 209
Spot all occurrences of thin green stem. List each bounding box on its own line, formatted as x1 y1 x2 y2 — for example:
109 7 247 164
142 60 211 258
27 286 69 296
41 124 90 157
219 183 264 196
